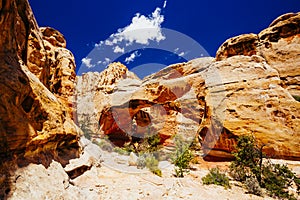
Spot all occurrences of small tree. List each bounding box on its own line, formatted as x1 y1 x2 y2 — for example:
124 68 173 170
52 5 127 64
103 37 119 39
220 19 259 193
229 135 262 182
172 136 193 177
230 135 299 199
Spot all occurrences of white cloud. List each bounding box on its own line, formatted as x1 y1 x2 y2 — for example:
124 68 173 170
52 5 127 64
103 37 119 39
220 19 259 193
103 58 111 65
81 57 94 68
97 57 111 66
163 0 167 8
125 51 140 63
174 48 179 53
105 40 114 46
92 6 166 68
113 46 125 53
98 7 165 47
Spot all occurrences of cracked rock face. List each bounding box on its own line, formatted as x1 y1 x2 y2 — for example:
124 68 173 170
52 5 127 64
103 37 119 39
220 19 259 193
0 0 80 166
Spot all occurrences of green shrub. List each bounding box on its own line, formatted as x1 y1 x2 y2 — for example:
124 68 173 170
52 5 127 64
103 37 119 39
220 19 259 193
229 135 262 182
113 146 131 155
171 136 193 177
245 175 262 196
145 154 162 177
136 154 147 169
202 167 231 189
262 164 297 200
295 177 300 194
96 137 113 152
230 135 299 199
79 118 94 140
135 129 162 153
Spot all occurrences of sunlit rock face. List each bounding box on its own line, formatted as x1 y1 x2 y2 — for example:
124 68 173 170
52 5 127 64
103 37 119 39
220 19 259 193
0 0 80 166
216 12 300 98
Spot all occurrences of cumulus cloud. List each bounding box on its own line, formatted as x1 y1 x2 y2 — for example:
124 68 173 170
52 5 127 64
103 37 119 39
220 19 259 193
125 51 140 63
91 5 167 69
81 57 94 68
113 46 125 53
97 7 165 48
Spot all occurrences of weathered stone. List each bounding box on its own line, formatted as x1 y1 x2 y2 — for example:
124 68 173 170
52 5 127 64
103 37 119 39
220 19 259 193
216 12 300 97
0 0 80 167
216 33 259 61
200 55 300 161
64 138 102 179
76 62 141 136
258 13 300 97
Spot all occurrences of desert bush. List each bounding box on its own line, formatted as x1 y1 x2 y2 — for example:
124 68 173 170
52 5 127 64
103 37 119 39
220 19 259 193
261 163 297 200
229 135 262 182
95 136 113 152
171 136 193 177
145 154 162 177
230 135 299 199
113 146 131 155
79 118 94 140
136 154 147 169
245 175 262 196
135 128 162 154
202 167 231 189
295 177 300 194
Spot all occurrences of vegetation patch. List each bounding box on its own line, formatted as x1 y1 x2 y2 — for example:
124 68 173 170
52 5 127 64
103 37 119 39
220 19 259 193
202 167 231 189
171 135 193 178
230 135 299 199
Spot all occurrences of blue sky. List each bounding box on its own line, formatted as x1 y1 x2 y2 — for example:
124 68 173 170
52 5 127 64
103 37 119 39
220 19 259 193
29 0 300 78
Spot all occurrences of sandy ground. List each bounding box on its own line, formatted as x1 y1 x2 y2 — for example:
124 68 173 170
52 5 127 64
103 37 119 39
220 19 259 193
9 141 300 200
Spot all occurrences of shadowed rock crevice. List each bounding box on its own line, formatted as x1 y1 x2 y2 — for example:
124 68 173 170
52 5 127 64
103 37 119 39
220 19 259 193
21 95 34 113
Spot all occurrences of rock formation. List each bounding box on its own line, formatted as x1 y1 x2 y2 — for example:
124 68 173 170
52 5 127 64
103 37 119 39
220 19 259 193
1 0 298 198
76 62 140 137
216 12 300 98
76 13 300 161
0 0 80 167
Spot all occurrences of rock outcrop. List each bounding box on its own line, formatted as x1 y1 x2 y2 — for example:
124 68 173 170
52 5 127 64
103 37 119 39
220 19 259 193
200 55 299 161
0 0 80 167
76 62 140 136
76 13 300 161
216 12 300 98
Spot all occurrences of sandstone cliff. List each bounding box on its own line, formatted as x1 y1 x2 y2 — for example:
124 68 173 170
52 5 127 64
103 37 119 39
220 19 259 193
76 13 300 161
0 0 80 167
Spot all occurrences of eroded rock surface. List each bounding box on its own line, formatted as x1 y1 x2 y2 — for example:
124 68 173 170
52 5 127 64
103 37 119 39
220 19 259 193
76 62 140 136
0 0 80 166
216 12 300 97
